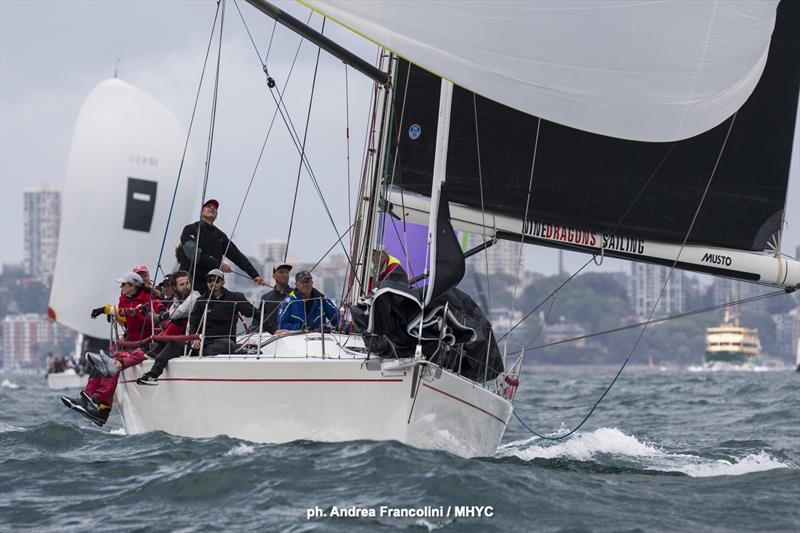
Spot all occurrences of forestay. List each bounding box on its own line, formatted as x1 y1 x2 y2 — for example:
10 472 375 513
303 0 780 142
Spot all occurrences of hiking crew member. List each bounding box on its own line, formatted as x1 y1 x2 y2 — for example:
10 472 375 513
136 270 200 385
277 270 340 332
61 272 162 426
189 269 255 356
179 199 264 292
253 262 293 334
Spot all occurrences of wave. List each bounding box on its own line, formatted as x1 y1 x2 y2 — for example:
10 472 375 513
497 427 793 478
1 379 20 389
225 443 256 457
686 362 786 373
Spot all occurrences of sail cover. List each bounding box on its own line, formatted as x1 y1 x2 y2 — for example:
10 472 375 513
304 0 780 142
49 79 199 339
385 0 799 254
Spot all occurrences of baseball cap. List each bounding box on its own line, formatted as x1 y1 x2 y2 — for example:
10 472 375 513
206 268 225 280
294 270 312 283
132 264 149 275
115 272 143 286
273 262 292 273
203 199 219 209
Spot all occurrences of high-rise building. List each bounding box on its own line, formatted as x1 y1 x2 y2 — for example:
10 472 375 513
466 234 523 277
23 184 61 282
711 277 769 313
2 314 74 369
259 240 287 265
628 263 684 319
772 306 798 359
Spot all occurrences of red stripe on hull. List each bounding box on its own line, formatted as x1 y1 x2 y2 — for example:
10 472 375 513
121 377 404 384
422 383 507 426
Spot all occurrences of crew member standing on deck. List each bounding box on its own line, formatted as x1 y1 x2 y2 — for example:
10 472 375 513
252 262 293 334
178 199 265 292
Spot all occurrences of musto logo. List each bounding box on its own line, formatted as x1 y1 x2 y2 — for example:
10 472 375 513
701 252 732 266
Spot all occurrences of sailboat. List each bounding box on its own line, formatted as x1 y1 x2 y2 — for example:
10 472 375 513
101 0 797 458
48 78 200 385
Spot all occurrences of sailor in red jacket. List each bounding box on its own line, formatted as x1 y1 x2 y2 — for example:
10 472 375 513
60 271 162 426
368 246 408 292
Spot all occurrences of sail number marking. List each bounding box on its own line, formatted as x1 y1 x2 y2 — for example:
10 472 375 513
129 154 159 166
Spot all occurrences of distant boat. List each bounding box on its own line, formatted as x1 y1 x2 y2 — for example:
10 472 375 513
704 309 761 365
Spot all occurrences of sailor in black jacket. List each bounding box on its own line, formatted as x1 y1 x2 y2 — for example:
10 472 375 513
179 199 264 292
189 269 256 356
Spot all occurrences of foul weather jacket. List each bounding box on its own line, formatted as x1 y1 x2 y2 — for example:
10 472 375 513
189 287 256 341
179 220 261 292
277 288 340 331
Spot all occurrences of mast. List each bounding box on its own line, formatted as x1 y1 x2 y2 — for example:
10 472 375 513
350 52 395 300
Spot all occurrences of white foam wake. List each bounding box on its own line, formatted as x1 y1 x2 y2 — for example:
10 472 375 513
1 379 20 389
687 362 785 373
225 443 255 457
498 427 793 478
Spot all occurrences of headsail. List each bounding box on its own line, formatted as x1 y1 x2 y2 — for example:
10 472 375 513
304 0 780 142
48 79 199 339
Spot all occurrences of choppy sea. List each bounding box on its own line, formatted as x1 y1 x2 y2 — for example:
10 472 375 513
1 363 798 532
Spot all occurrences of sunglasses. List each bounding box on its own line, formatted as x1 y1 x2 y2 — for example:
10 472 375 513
206 278 223 284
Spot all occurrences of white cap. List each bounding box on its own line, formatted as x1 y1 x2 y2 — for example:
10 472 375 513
206 268 225 280
115 272 143 286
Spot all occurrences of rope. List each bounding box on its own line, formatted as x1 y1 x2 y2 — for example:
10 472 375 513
513 114 738 441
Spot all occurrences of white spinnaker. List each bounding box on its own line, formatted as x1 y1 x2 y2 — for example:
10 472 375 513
49 79 199 339
303 0 778 142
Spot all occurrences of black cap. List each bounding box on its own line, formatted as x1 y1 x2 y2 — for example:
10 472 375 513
294 270 312 283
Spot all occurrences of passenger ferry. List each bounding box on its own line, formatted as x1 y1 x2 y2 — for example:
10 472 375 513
704 309 761 364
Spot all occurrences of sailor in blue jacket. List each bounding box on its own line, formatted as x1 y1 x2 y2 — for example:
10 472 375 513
276 270 340 332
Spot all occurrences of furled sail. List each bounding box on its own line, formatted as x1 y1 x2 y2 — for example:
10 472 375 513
382 0 799 287
48 79 199 339
304 0 780 142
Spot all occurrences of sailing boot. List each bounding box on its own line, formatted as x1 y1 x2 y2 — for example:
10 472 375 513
82 399 112 427
60 394 86 410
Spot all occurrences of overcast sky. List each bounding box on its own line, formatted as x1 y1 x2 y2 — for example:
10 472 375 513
1 0 798 279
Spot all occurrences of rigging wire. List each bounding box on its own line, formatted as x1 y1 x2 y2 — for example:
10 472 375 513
471 94 495 384
514 114 739 441
285 17 325 262
505 118 542 361
234 3 354 270
151 2 222 287
510 287 788 355
500 143 677 343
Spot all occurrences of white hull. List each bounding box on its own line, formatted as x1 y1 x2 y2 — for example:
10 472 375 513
47 370 88 390
115 334 512 458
